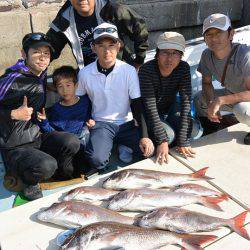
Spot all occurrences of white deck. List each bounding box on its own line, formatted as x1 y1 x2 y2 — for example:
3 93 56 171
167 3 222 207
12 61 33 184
170 123 250 210
207 224 250 250
0 156 249 250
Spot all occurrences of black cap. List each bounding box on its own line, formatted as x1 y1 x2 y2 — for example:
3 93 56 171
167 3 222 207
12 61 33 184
22 33 54 53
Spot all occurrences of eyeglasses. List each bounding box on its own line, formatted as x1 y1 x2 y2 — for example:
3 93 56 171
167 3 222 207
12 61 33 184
31 49 51 59
94 27 117 34
159 50 181 58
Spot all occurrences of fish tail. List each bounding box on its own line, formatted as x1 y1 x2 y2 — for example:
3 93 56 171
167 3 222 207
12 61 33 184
181 234 217 250
229 211 250 240
201 196 227 211
191 167 213 180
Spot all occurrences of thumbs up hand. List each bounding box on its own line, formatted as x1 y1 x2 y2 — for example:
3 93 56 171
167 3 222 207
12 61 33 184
37 108 47 122
10 96 34 121
22 95 28 107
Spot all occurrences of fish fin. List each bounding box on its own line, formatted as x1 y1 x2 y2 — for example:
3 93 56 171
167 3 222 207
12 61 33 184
220 193 230 201
62 195 68 201
133 213 145 225
191 167 213 180
229 211 250 240
181 234 217 250
100 200 109 208
201 196 226 211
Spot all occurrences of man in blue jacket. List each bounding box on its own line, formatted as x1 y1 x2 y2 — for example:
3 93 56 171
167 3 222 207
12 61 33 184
0 33 80 200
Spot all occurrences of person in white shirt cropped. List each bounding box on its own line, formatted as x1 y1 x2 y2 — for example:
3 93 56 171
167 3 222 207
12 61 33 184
77 23 154 174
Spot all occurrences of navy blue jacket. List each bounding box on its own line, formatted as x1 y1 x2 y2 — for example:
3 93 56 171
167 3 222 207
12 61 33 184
38 95 91 138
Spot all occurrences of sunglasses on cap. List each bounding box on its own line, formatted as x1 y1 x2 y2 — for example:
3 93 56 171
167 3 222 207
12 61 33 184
22 33 55 53
23 33 54 47
23 33 49 44
94 27 117 34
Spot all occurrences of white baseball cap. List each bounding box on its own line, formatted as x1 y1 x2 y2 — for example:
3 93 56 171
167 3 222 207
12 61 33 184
157 31 185 53
93 22 119 43
203 13 231 35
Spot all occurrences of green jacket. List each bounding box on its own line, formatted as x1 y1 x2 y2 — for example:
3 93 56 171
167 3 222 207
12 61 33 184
47 0 149 68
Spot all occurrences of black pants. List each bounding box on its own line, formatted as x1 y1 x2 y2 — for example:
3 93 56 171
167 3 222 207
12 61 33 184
1 131 80 185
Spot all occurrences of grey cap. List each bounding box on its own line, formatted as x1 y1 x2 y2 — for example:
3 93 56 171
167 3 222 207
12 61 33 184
203 13 231 34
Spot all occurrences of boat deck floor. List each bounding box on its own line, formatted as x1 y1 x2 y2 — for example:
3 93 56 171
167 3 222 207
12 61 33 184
0 148 139 212
0 124 249 249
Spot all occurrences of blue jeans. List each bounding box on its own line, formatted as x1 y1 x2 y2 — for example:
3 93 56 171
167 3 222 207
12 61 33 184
159 105 202 145
161 114 202 145
84 121 141 169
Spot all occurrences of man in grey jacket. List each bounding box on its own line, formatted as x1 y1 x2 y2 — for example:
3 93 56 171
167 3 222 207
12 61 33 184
47 0 149 69
194 13 250 144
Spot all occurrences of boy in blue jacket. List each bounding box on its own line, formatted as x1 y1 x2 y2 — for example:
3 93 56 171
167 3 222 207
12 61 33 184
38 66 94 148
37 66 95 177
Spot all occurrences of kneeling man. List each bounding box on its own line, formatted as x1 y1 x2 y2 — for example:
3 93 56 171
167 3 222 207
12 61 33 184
0 33 80 200
195 14 250 144
77 23 154 174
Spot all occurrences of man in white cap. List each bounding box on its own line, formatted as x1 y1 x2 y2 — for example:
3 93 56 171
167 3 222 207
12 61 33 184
195 13 250 145
77 23 154 175
139 31 196 164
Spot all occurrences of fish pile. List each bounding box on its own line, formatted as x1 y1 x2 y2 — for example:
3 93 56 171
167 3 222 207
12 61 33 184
103 168 227 212
35 167 249 249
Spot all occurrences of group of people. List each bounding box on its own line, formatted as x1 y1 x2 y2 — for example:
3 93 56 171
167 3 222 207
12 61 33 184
0 0 249 201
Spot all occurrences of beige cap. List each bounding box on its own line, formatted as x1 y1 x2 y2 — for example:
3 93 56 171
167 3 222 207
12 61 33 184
156 32 185 53
203 13 231 34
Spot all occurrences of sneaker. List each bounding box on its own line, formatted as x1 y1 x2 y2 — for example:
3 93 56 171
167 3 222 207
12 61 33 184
23 184 43 201
118 145 133 163
244 132 250 145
